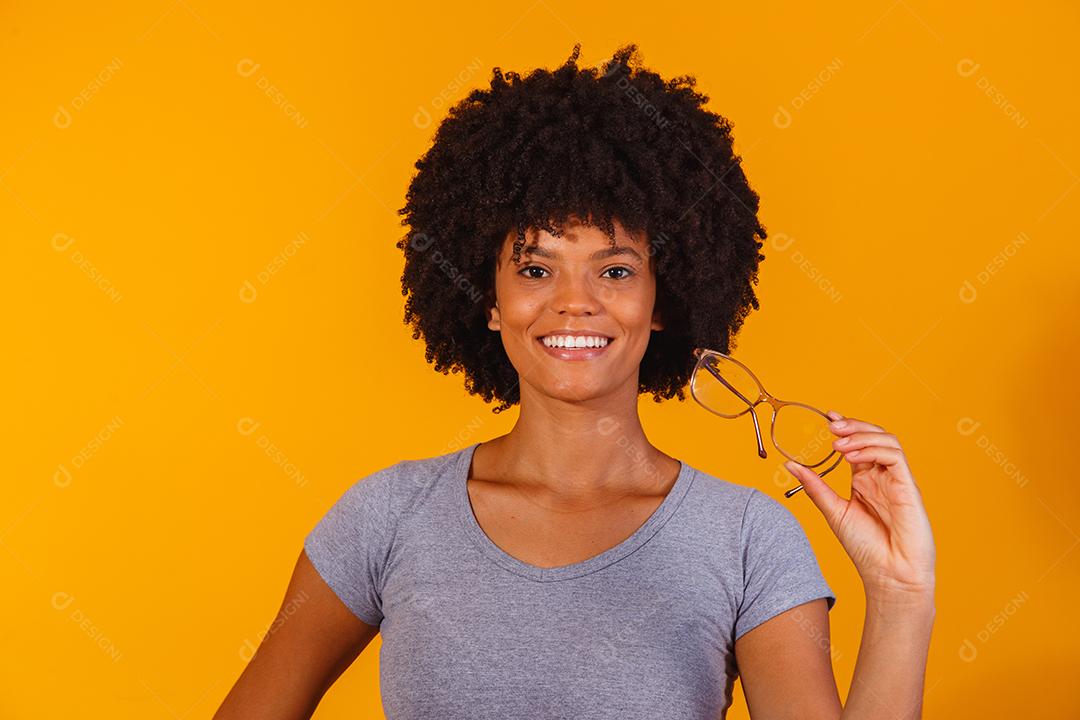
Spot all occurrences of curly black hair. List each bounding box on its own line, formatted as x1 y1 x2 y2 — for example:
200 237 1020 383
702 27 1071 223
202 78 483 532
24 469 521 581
396 43 767 414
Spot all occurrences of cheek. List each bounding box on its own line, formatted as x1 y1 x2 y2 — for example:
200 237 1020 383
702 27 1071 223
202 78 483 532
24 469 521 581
607 285 657 322
498 295 545 329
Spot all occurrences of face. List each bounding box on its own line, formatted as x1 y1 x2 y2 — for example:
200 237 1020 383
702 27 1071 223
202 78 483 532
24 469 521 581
486 216 664 404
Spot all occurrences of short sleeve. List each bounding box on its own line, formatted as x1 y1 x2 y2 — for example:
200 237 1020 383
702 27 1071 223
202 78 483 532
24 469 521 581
303 462 403 627
734 488 836 641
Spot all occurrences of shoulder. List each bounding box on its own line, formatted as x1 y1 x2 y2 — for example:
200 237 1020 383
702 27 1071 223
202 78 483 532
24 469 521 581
681 462 758 521
333 445 468 518
678 462 809 541
739 485 810 539
306 445 469 551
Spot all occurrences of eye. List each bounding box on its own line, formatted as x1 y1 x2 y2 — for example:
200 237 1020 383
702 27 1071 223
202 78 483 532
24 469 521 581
517 265 549 279
602 266 635 280
517 265 636 280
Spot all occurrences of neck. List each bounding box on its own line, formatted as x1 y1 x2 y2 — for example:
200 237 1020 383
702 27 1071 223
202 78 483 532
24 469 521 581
485 378 675 502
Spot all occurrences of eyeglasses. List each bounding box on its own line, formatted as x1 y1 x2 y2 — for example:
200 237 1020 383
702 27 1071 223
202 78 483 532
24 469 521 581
690 348 841 498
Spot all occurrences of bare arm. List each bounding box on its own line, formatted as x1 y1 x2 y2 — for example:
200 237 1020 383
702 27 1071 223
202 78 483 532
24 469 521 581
841 588 935 719
736 590 935 720
213 549 380 719
735 598 843 720
768 411 937 720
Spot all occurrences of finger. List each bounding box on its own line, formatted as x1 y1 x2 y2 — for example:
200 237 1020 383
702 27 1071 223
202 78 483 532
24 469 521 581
833 431 901 453
784 461 847 530
826 412 886 437
839 445 905 467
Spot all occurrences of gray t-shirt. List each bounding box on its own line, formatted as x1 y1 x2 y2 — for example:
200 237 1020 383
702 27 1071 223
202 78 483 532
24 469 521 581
304 442 836 719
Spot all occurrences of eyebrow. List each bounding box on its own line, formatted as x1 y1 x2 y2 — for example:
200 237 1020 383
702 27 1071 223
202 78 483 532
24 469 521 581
522 244 645 262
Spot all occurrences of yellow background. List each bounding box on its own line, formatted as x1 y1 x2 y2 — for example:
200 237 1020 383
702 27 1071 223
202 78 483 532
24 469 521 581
3 1 1077 717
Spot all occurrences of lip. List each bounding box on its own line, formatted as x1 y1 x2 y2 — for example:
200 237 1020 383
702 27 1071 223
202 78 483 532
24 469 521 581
536 335 614 361
536 329 614 339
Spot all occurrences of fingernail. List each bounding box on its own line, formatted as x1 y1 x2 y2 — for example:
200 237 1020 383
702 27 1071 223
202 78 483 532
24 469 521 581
826 409 844 421
783 461 799 476
830 419 847 429
834 437 849 447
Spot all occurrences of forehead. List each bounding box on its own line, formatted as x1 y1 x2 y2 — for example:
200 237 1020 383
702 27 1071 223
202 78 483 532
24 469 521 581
522 243 645 262
499 219 651 263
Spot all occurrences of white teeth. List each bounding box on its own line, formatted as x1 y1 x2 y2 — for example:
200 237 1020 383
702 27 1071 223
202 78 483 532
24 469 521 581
541 335 610 349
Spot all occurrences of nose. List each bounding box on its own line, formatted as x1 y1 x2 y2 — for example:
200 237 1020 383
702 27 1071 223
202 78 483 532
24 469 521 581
552 271 602 316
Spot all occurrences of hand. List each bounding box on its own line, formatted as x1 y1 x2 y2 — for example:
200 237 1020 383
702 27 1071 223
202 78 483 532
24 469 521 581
783 411 936 599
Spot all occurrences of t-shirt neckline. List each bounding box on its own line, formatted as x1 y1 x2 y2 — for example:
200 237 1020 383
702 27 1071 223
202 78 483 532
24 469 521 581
457 441 696 582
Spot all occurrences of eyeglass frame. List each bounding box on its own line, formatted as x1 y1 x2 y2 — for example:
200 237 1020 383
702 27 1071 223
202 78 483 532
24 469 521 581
690 347 842 498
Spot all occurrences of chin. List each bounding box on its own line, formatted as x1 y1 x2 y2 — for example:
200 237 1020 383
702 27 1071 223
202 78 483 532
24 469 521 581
534 376 619 403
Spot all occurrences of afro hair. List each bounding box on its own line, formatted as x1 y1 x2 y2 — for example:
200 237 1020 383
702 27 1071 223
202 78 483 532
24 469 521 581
396 43 767 414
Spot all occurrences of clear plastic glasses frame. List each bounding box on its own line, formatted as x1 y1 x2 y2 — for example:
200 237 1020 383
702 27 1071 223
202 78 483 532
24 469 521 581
690 347 842 498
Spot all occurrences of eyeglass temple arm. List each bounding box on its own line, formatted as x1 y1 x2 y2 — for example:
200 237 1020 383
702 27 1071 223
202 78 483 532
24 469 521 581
702 361 768 460
698 352 840 500
748 409 768 459
784 460 840 498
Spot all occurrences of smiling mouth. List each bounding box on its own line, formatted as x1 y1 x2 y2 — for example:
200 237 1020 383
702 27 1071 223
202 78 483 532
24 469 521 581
535 336 613 347
535 335 615 359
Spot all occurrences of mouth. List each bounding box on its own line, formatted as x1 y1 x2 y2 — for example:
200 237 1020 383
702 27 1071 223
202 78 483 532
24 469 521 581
536 334 615 361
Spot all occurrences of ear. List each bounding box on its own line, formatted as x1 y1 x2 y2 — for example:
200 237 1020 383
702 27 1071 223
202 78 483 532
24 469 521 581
650 303 664 332
488 297 501 332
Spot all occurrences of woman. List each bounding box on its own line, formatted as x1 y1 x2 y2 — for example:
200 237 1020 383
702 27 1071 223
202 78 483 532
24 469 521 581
215 44 936 719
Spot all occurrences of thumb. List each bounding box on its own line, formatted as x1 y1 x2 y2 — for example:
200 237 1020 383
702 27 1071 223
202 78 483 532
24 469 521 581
784 461 846 531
